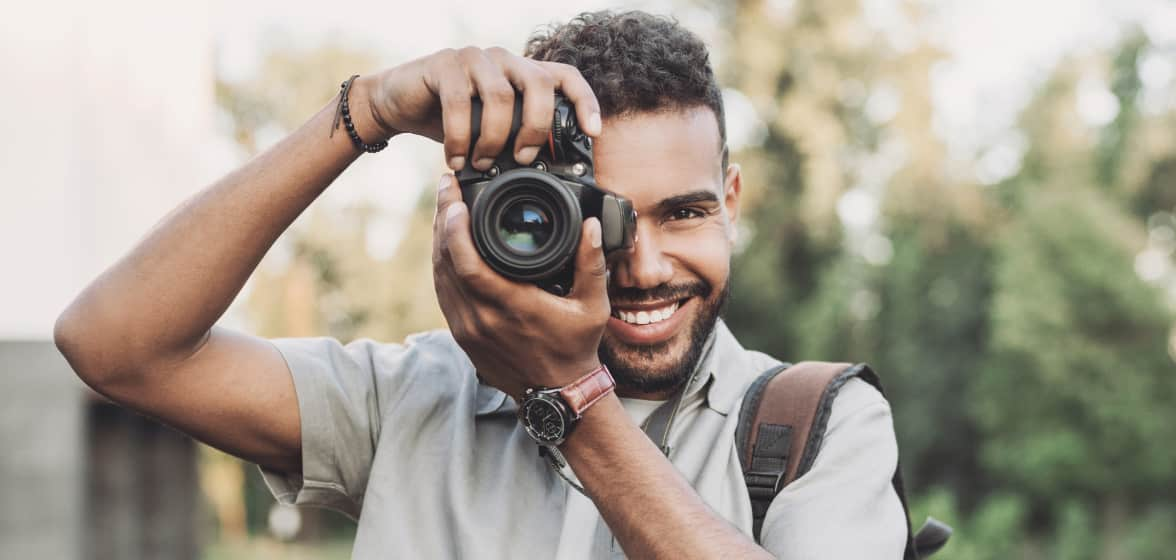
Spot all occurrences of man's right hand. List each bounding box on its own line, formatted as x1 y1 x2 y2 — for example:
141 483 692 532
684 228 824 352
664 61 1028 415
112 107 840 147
358 47 602 172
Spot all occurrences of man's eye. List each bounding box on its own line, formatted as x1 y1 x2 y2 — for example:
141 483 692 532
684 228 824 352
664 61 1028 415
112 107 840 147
670 208 704 220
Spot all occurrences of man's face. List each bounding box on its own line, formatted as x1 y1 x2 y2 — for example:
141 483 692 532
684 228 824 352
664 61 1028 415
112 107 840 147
593 107 742 398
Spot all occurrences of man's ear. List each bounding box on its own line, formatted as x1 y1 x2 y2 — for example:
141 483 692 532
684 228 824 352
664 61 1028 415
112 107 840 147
723 162 743 245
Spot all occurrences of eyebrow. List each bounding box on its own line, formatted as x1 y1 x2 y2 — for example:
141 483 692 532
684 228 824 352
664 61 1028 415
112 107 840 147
651 189 720 215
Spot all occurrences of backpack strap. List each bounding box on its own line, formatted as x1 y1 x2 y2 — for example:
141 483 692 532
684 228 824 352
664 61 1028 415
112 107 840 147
736 362 938 558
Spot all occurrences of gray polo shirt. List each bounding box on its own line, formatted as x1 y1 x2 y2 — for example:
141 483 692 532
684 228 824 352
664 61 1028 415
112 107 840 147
260 320 906 558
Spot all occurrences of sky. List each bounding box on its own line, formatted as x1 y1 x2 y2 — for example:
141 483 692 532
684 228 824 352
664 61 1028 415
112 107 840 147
211 0 1176 170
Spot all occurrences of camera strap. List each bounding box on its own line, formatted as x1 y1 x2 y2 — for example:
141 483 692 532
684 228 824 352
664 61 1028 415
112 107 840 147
639 376 693 457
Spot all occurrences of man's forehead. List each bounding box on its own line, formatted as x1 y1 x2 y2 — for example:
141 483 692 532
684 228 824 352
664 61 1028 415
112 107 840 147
592 107 724 208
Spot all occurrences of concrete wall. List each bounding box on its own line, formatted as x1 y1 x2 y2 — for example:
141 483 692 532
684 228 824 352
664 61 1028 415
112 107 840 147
0 341 199 560
0 341 85 559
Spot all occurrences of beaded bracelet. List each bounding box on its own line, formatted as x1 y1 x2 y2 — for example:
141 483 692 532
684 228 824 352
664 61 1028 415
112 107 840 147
331 74 388 153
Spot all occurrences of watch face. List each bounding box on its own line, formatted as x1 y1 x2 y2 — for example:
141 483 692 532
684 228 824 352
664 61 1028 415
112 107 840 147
522 395 567 444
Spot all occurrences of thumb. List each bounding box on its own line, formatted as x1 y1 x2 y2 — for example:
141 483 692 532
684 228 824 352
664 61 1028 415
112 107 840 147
569 217 609 310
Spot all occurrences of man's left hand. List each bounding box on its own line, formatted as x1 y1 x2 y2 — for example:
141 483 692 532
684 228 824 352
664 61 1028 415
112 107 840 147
432 173 610 399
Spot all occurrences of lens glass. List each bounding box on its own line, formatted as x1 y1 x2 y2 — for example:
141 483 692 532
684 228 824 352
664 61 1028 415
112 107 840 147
498 201 553 255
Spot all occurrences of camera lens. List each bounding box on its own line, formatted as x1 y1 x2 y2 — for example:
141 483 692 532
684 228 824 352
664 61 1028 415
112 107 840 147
498 200 553 255
466 168 582 282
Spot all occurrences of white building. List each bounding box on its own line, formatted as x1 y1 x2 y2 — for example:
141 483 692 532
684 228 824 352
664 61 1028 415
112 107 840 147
0 2 217 558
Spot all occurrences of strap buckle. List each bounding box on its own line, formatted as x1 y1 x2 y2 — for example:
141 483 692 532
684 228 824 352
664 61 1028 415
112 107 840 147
744 470 785 501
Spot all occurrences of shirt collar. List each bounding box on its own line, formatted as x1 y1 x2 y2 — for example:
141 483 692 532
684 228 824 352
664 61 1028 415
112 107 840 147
688 319 762 415
477 319 760 417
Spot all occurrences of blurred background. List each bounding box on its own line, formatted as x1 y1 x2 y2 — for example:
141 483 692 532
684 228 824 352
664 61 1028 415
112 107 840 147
2 0 1175 558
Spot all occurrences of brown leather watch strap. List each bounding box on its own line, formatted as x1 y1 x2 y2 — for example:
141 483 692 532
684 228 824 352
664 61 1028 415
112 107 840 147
558 364 615 417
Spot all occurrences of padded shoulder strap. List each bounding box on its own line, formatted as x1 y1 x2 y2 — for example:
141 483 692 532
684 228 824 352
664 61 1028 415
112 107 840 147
736 362 926 558
736 361 849 539
736 362 850 485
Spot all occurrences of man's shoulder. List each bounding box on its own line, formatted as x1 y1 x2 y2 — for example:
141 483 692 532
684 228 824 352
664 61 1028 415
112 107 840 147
714 323 889 418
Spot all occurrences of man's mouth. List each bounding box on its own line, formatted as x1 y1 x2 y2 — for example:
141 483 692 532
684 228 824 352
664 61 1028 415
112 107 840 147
606 297 693 345
610 300 681 325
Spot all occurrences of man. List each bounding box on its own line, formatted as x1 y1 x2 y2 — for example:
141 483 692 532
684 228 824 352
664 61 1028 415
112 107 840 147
55 10 906 559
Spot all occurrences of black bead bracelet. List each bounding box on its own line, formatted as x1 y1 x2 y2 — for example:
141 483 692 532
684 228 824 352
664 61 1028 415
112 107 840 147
332 74 388 153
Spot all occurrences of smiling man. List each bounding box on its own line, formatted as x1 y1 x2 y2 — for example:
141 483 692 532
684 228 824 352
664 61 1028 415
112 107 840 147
55 10 907 559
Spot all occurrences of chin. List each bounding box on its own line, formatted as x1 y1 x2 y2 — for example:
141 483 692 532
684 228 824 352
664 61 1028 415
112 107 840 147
599 280 730 396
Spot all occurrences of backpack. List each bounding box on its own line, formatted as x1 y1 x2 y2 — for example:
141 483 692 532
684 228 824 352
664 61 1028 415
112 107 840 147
735 362 952 558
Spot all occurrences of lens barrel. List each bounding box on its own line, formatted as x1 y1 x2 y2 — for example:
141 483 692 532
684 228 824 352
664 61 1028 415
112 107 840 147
467 168 582 282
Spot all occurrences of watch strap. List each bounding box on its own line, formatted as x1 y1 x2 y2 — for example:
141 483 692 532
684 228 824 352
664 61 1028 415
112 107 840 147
558 364 615 417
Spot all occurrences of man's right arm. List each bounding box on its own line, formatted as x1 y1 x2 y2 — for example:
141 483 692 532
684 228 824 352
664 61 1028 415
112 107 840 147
53 76 381 475
53 49 601 476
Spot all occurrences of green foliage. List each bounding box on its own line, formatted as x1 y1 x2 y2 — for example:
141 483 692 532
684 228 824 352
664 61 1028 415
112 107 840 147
720 0 1176 554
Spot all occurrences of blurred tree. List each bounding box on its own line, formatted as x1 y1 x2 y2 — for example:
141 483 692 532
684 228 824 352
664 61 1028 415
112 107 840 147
712 0 1176 555
716 0 993 505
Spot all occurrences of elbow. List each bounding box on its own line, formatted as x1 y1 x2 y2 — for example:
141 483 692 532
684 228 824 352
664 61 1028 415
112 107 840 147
54 304 102 386
54 301 133 391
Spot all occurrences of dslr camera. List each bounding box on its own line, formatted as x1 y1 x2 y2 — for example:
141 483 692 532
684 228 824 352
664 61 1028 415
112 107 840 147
456 94 637 295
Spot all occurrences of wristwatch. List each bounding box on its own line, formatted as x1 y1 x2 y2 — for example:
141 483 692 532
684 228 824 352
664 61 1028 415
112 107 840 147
519 363 615 446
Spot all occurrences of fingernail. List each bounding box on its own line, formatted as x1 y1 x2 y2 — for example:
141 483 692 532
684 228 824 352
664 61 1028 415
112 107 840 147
448 156 465 170
475 158 495 170
587 112 602 136
516 145 540 164
438 174 451 191
445 203 463 225
590 219 602 249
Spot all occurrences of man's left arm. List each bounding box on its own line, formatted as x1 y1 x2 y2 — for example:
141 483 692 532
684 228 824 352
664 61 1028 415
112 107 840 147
562 376 907 559
560 393 772 558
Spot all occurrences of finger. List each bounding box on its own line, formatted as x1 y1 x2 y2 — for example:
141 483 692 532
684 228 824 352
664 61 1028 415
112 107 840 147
568 218 608 312
497 55 555 163
534 61 602 137
463 48 516 170
436 52 475 171
433 173 469 283
433 173 462 237
438 194 518 302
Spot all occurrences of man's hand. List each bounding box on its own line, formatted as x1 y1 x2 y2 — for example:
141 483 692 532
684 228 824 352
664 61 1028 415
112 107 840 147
359 46 603 171
431 172 610 399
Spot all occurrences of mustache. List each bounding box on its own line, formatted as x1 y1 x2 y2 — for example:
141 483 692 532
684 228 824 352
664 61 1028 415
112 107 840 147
608 281 711 306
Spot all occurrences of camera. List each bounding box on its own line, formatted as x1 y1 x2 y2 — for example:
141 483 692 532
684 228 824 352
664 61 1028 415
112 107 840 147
456 94 637 296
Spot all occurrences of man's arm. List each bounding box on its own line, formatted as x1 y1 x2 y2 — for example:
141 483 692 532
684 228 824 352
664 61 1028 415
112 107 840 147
562 396 773 558
53 81 376 474
54 48 603 475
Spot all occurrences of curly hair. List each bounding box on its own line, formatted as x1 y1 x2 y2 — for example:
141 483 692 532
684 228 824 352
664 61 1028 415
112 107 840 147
524 10 727 165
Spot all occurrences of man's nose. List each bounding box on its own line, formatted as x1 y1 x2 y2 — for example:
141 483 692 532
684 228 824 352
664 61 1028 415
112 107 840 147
609 227 673 289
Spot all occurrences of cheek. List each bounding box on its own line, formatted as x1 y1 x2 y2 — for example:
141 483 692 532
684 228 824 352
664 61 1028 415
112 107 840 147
663 225 731 288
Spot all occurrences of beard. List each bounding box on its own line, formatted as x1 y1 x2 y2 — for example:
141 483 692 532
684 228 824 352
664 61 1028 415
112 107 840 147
598 278 730 395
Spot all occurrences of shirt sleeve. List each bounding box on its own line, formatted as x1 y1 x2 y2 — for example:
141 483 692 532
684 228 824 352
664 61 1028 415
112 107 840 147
257 336 414 520
758 378 908 559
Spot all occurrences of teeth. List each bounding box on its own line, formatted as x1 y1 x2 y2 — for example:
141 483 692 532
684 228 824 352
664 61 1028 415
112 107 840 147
613 301 680 326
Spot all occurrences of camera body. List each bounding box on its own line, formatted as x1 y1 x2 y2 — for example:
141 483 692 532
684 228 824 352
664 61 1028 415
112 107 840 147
456 95 636 295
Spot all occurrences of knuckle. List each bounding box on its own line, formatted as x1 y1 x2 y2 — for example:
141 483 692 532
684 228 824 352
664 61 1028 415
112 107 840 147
461 317 482 340
454 261 482 283
589 260 607 277
485 85 515 104
441 84 472 104
485 46 511 59
476 310 500 334
533 72 556 92
457 45 483 62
